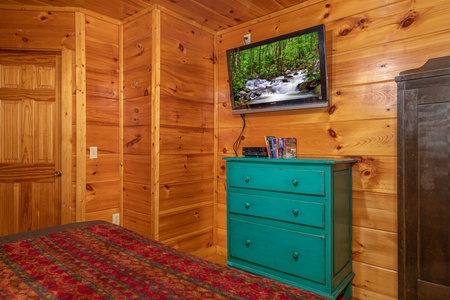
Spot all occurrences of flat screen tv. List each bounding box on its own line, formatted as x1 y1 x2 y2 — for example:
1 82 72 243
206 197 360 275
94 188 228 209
226 24 328 114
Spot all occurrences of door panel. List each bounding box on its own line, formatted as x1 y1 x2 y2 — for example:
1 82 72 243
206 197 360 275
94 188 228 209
0 182 20 235
0 51 61 236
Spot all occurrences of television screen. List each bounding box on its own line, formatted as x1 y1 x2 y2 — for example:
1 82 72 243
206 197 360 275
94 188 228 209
226 24 328 114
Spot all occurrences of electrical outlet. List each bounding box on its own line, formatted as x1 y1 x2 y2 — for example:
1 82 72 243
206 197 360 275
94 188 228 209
244 33 251 45
112 213 120 225
90 146 98 159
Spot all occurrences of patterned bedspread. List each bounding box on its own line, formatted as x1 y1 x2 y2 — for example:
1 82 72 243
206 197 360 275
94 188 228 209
0 221 328 299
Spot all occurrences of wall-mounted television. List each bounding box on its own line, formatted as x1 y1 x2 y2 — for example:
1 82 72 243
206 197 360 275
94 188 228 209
226 24 328 114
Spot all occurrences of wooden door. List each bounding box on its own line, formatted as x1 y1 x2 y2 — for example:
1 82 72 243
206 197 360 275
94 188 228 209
0 51 61 236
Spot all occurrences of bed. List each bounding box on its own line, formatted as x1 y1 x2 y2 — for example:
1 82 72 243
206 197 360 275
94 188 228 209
0 221 329 299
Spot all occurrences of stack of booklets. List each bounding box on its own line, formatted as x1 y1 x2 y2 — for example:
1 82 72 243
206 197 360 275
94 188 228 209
264 136 297 158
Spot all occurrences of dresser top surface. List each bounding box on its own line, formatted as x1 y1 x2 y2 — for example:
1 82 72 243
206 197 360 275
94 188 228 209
223 157 357 165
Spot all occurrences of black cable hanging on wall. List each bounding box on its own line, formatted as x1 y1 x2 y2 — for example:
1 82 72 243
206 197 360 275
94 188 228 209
232 114 246 157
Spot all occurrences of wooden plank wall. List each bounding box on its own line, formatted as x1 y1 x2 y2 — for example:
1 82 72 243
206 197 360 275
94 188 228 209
0 10 75 50
0 5 216 257
84 15 121 222
158 11 215 256
0 7 121 225
216 0 450 299
122 7 216 257
122 9 154 236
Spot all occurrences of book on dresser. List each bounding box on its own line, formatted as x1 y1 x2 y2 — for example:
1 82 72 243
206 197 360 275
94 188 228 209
264 136 297 158
223 157 356 300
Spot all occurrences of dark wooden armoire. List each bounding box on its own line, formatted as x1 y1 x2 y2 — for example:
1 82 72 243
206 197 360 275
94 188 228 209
396 56 450 300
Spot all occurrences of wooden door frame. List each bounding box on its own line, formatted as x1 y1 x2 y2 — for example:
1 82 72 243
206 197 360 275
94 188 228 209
60 49 74 224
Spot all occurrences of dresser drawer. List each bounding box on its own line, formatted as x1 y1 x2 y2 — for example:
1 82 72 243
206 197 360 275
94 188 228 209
227 164 325 196
229 218 325 284
228 192 325 228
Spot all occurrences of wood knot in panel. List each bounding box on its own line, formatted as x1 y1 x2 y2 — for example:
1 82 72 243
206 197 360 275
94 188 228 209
137 44 144 56
323 3 331 19
126 135 141 147
328 105 336 115
340 28 351 36
328 128 337 138
37 12 53 22
399 11 417 28
354 157 377 180
340 17 369 36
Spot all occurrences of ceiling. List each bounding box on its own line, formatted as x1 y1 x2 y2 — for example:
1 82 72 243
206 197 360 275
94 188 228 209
0 0 312 32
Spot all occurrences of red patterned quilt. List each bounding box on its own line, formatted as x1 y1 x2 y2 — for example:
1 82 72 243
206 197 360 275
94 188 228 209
0 221 328 299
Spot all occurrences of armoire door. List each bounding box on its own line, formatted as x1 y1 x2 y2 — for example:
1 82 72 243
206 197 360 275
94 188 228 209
0 50 61 236
397 56 450 300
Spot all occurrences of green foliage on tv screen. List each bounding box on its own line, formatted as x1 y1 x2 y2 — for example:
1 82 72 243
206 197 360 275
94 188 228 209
229 31 320 98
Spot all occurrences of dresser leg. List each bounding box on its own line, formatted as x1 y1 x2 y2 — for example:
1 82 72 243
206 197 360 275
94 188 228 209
343 282 352 299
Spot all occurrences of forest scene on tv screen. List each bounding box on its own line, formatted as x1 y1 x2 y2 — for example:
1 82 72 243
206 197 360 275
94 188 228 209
229 30 323 111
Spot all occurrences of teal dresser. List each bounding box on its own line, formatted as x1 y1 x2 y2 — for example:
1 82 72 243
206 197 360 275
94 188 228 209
223 157 355 299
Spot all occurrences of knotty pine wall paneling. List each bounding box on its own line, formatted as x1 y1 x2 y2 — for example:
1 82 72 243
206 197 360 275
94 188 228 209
122 9 154 237
158 11 215 257
0 9 75 50
0 6 122 225
84 15 121 222
122 7 216 257
216 0 450 299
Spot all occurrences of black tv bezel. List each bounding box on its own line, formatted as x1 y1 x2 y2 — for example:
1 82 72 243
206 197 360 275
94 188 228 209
226 24 328 115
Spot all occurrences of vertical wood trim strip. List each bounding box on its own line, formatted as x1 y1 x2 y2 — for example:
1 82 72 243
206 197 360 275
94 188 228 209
61 49 73 224
75 12 87 222
151 8 161 240
52 54 62 226
212 34 219 249
118 23 124 225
